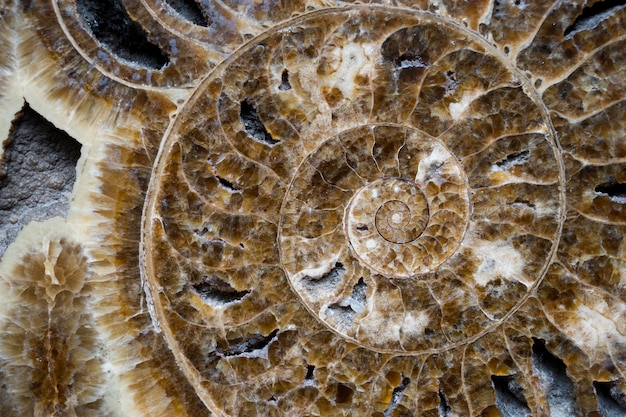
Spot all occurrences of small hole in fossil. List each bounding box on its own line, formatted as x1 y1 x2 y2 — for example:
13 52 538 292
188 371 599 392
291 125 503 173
305 364 315 380
217 329 279 357
512 198 535 208
76 0 169 70
444 70 458 93
595 179 626 203
216 175 242 193
279 69 292 91
356 224 368 232
491 375 531 416
535 78 543 88
384 376 411 417
381 28 430 75
532 338 579 416
0 104 81 257
350 278 367 310
164 0 208 26
595 381 626 412
395 53 427 70
325 273 369 329
307 262 345 282
194 226 208 235
504 46 510 55
328 276 368 322
564 0 626 38
438 388 451 417
240 99 279 146
335 383 353 404
302 262 345 297
327 303 355 329
192 276 250 304
495 150 530 170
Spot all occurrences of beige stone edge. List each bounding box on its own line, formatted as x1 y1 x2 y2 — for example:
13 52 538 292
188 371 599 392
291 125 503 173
0 1 23 167
0 6 205 416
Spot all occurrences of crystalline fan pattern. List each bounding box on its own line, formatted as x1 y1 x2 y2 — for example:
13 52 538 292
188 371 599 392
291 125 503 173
0 1 625 417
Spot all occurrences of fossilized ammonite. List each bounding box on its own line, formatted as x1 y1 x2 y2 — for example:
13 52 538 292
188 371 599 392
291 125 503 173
0 0 625 416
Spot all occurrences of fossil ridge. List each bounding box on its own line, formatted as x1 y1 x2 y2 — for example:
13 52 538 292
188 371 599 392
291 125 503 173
0 0 624 416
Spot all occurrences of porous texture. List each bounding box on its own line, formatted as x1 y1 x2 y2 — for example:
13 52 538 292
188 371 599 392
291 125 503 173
0 105 81 256
0 0 625 416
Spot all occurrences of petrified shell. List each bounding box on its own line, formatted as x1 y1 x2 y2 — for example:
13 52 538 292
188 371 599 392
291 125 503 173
0 0 625 416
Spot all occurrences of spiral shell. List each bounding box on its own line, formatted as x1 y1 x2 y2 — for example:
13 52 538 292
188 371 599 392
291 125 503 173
1 0 625 416
143 6 567 414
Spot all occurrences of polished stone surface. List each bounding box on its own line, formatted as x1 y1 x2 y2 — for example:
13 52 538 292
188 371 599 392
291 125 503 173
0 1 624 416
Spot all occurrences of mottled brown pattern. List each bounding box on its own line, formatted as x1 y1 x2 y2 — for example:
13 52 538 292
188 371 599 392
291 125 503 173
0 0 624 416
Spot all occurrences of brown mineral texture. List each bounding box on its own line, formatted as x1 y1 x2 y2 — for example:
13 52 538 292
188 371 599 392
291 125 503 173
0 0 625 416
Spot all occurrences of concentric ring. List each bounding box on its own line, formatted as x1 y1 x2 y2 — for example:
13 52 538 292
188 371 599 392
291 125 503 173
141 6 564 415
